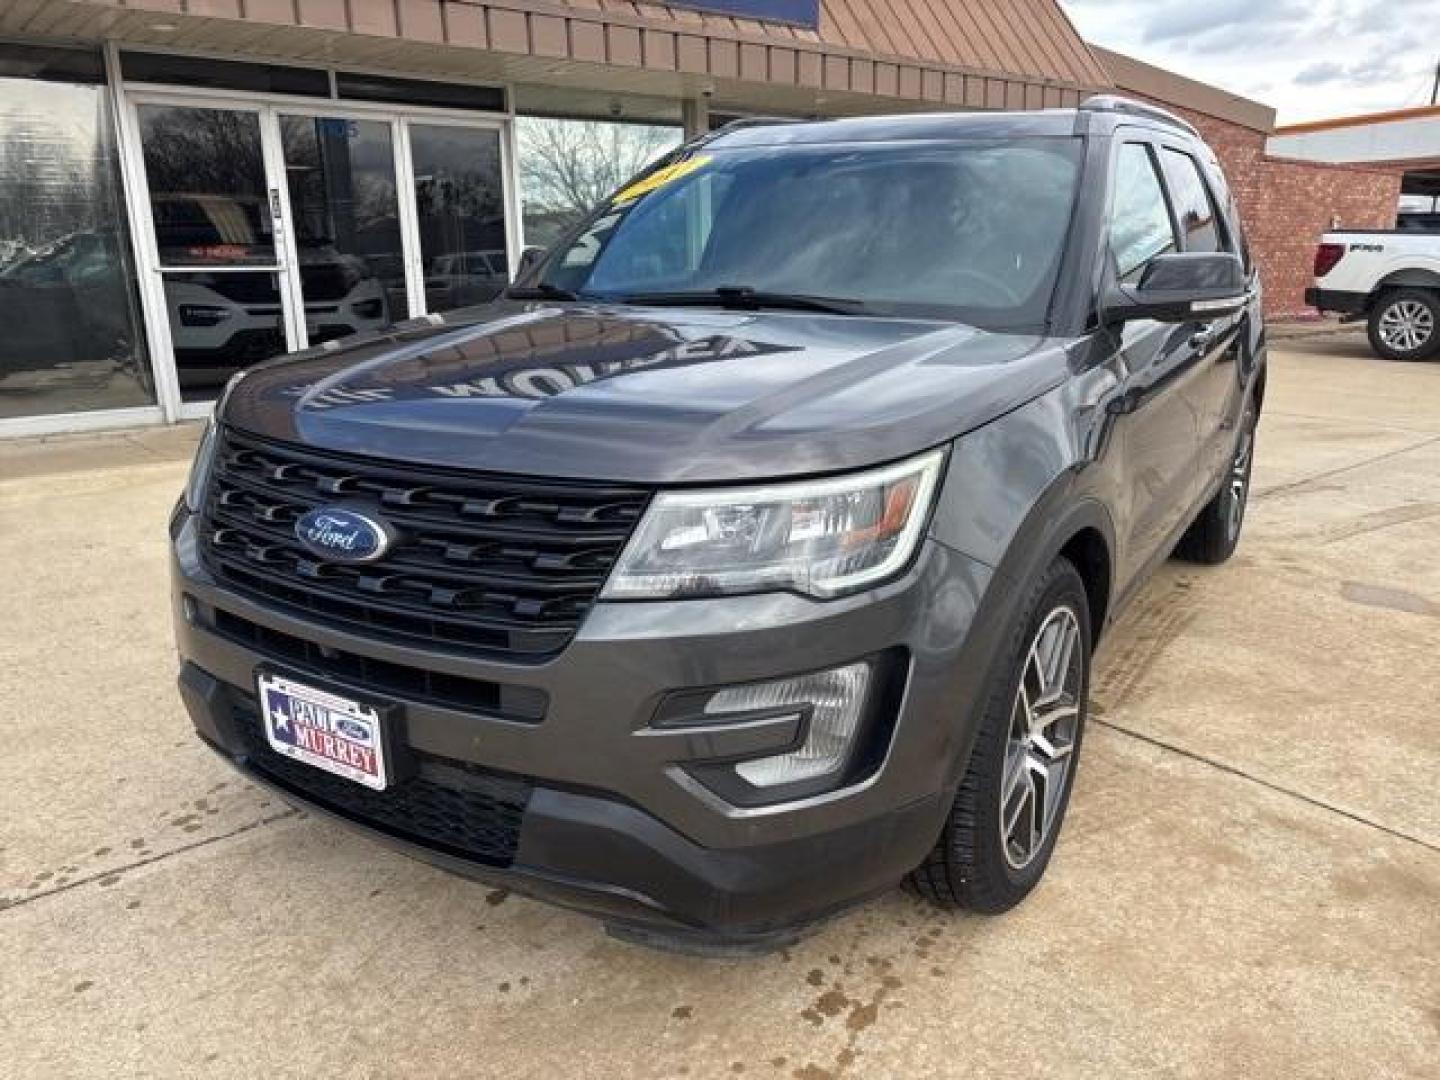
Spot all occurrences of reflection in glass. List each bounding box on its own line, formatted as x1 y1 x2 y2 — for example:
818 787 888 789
164 270 284 402
138 105 291 403
0 66 153 419
516 117 681 249
282 114 406 341
410 125 510 313
137 105 274 267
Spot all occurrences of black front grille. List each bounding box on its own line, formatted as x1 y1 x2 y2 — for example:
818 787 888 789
200 429 650 659
234 702 530 867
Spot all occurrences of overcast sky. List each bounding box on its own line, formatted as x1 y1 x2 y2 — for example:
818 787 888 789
1059 0 1440 126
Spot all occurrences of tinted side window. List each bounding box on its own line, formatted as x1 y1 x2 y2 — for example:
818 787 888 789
1110 143 1177 283
1159 149 1225 254
1203 157 1251 272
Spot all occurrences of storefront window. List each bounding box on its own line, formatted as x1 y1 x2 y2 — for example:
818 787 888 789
516 117 681 250
0 45 153 420
410 124 511 313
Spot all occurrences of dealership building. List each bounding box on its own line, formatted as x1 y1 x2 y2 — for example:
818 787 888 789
0 0 1401 436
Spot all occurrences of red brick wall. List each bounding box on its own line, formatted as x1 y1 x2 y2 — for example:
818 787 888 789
1126 98 1403 317
1236 156 1401 317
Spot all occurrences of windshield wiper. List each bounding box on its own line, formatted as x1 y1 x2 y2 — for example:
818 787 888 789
505 282 581 301
616 286 867 315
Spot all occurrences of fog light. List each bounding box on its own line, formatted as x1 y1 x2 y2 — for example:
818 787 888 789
706 662 872 788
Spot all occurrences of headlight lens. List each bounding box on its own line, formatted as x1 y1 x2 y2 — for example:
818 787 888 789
183 417 219 512
603 449 945 600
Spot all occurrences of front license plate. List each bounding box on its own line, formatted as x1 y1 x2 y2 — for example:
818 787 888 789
257 672 389 791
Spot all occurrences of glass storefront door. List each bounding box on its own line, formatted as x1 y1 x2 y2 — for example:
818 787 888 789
409 124 511 313
136 102 294 403
128 92 512 411
280 114 411 344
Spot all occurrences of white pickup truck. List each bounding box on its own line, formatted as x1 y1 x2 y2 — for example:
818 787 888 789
1308 230 1440 360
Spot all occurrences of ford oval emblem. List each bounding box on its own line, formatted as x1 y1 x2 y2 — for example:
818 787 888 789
294 507 394 563
333 717 372 742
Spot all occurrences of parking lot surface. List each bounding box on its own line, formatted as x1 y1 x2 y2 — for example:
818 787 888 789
2 332 1437 1079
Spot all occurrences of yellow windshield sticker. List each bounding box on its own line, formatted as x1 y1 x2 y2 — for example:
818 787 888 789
613 155 711 204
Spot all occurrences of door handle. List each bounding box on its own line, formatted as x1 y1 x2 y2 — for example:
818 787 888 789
1189 323 1216 350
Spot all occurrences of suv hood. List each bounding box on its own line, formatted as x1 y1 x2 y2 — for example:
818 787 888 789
221 303 1072 483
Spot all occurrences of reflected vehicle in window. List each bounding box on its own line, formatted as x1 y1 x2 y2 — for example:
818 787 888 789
0 229 138 385
423 249 509 309
153 194 390 388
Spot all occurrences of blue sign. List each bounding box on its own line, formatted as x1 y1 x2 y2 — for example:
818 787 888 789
665 0 819 29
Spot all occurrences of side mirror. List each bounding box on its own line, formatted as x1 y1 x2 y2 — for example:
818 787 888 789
514 246 546 281
1103 252 1247 324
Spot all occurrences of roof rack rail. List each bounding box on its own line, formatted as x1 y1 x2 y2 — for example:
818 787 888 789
712 115 808 133
690 115 809 148
1079 94 1199 137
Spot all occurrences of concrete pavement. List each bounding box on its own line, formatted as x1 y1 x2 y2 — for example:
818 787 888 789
2 331 1437 1078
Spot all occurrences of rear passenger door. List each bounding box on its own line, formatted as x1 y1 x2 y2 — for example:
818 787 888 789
1106 138 1206 586
1155 142 1248 485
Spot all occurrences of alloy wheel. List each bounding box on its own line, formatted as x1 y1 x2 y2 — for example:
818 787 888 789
1226 409 1256 541
1378 299 1435 354
1000 605 1083 871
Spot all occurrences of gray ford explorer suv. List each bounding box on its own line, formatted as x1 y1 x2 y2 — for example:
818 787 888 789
172 97 1266 953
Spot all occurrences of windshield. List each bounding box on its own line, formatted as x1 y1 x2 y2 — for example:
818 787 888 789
538 137 1082 330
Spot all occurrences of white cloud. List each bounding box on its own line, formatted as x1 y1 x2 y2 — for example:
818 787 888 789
1060 0 1439 125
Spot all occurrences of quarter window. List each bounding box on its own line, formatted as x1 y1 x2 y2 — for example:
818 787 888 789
1159 149 1226 254
1109 143 1177 283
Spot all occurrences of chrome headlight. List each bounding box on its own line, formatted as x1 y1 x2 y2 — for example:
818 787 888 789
183 417 219 513
603 449 945 600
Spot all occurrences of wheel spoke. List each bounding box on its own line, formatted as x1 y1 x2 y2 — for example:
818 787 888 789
1001 737 1027 804
1022 776 1039 856
1003 774 1033 841
1030 731 1073 762
1047 619 1077 693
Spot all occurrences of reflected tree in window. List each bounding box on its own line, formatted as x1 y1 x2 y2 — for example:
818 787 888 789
517 118 681 248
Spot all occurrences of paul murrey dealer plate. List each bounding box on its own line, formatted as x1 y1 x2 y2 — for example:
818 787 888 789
258 672 388 791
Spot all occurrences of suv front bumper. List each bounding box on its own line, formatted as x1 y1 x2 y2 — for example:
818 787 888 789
172 508 997 938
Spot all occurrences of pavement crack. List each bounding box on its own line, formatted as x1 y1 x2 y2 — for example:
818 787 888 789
0 809 298 913
1262 408 1440 437
1092 718 1439 855
1253 433 1440 502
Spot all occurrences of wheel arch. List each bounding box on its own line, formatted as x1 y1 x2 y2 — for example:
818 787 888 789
1057 525 1112 642
979 484 1119 643
1374 269 1440 295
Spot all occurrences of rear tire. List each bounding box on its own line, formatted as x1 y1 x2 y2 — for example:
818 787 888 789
907 556 1090 914
1367 288 1440 361
1174 394 1258 565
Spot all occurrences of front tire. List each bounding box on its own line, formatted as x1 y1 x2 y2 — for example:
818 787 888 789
1367 289 1440 361
907 556 1090 914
